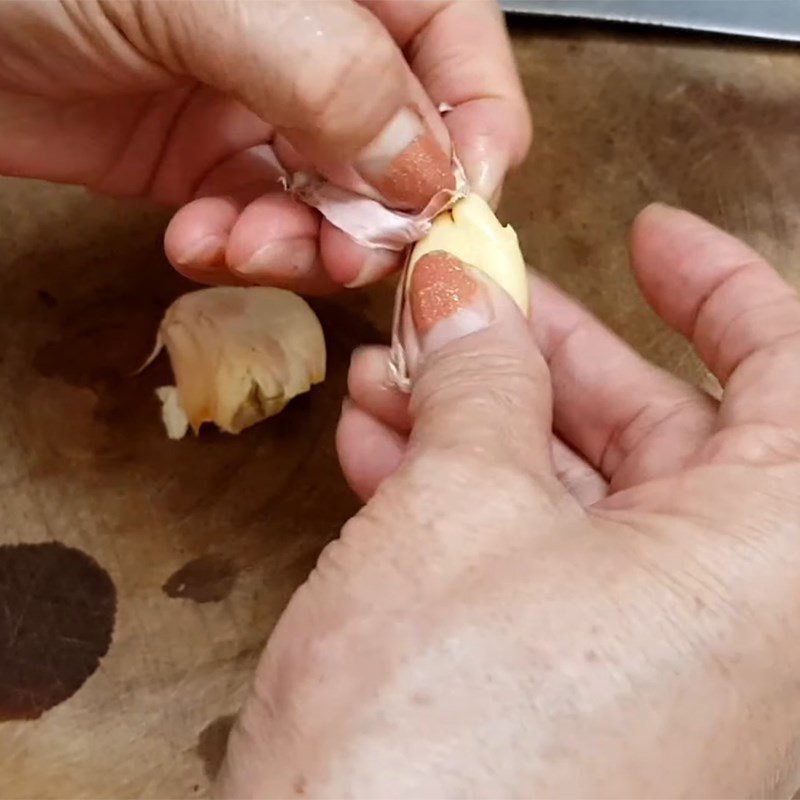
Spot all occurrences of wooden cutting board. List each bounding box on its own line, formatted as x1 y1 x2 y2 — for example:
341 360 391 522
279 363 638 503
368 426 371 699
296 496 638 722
1 22 799 799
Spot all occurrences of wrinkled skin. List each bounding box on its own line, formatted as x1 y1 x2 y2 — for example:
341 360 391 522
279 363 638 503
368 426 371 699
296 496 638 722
0 0 529 291
220 205 800 798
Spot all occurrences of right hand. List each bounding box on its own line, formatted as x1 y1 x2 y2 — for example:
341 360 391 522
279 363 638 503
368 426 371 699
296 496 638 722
219 204 800 797
0 0 530 292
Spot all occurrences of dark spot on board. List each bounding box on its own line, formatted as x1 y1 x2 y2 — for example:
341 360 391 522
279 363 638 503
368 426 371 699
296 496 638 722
163 555 237 604
36 289 57 309
196 714 236 781
34 296 162 388
28 295 171 468
0 541 116 721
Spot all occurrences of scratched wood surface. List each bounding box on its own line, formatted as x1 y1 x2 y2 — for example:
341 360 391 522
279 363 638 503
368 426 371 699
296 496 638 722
1 21 800 799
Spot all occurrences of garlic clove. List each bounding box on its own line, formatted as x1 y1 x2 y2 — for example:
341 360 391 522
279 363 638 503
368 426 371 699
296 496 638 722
408 193 529 314
150 287 326 438
389 193 529 391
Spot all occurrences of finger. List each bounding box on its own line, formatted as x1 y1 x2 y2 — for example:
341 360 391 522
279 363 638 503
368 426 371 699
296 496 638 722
164 143 288 284
365 0 531 200
348 345 411 433
531 274 716 490
348 343 608 505
164 195 244 285
270 129 402 288
403 251 555 481
111 1 455 211
632 204 800 429
167 139 395 293
551 439 608 507
336 401 407 501
319 222 401 289
170 190 398 294
225 193 338 295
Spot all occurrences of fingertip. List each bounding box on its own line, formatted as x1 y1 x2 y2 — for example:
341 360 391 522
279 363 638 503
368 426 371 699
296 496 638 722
224 193 339 294
229 235 339 295
631 200 683 242
629 203 706 304
635 200 677 219
226 193 319 262
629 202 761 299
165 196 241 283
347 345 386 395
320 221 400 287
355 106 454 211
348 345 411 433
630 202 728 257
442 95 531 202
336 401 406 501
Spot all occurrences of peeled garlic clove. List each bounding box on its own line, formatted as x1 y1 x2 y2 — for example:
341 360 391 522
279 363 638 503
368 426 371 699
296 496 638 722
408 193 528 314
150 287 325 438
389 193 529 391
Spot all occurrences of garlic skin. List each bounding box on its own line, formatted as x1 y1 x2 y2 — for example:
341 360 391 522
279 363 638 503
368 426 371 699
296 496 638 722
285 157 468 252
408 193 529 314
389 194 529 391
151 287 326 438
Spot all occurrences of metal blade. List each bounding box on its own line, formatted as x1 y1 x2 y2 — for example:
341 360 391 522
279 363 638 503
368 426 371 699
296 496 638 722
500 1 800 43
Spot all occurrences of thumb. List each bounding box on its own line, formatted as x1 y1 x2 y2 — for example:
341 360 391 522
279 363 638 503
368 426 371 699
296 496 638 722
104 0 454 211
403 252 555 477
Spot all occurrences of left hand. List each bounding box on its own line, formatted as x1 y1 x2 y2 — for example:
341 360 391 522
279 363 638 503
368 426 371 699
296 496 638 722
0 0 530 292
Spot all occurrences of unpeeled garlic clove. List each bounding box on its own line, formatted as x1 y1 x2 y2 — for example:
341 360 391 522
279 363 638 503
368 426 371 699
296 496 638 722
149 287 326 439
389 193 529 390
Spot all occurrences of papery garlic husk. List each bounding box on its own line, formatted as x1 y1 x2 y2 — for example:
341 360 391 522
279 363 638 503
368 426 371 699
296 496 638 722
149 287 326 439
389 193 529 391
285 157 468 252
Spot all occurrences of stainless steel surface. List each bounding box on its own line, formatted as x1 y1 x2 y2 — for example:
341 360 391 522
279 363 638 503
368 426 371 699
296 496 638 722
500 1 800 43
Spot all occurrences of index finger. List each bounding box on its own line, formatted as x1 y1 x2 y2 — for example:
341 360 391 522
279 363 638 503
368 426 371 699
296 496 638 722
631 204 800 433
363 0 532 201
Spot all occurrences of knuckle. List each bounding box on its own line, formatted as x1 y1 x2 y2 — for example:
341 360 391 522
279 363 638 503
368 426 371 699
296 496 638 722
404 448 561 525
291 26 401 148
599 396 708 476
702 425 800 466
416 345 541 416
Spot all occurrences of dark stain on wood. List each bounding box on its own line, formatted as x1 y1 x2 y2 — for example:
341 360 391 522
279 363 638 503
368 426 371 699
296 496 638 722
0 541 116 721
196 714 236 781
163 555 238 603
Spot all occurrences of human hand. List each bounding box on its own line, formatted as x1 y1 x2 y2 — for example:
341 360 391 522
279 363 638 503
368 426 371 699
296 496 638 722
218 204 800 798
0 0 530 292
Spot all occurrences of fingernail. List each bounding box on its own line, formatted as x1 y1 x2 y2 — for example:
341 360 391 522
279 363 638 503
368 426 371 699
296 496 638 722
345 247 399 288
177 235 225 268
642 201 676 215
356 107 454 211
471 157 507 206
236 238 317 280
409 251 492 355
